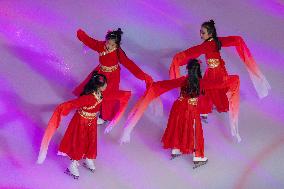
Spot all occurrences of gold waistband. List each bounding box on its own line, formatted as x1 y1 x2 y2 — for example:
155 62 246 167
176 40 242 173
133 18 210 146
78 110 98 120
207 59 220 68
178 97 198 106
100 64 118 72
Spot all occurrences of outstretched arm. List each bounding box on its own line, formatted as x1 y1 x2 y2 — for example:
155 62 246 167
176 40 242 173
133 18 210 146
120 76 187 143
119 48 153 88
77 29 104 52
170 43 207 79
37 95 97 164
219 36 271 98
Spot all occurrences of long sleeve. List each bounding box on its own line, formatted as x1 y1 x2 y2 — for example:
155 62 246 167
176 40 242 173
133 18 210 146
120 76 187 143
58 95 95 116
219 36 244 47
120 75 240 143
118 48 153 84
37 95 97 164
219 36 271 98
170 43 208 79
77 29 103 52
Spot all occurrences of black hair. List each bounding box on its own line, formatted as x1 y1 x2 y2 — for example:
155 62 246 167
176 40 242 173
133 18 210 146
80 71 107 97
105 28 123 47
201 20 222 50
185 59 202 97
105 28 124 63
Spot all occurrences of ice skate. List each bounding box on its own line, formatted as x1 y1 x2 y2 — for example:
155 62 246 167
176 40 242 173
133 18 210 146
192 156 208 169
83 158 96 173
170 149 182 160
65 160 80 179
170 153 181 160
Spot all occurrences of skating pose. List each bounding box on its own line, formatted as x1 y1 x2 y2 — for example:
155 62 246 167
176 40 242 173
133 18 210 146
37 72 127 179
74 28 153 126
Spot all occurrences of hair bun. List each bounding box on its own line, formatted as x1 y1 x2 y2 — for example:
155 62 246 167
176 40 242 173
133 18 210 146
209 19 215 25
116 28 123 35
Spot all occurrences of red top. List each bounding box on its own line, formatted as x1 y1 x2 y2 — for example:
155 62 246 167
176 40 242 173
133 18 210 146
175 36 244 64
57 94 102 116
169 36 252 79
77 29 151 81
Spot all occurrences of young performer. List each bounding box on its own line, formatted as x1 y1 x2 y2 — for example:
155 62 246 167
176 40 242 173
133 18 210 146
74 28 153 125
162 59 208 168
37 72 111 179
120 59 237 168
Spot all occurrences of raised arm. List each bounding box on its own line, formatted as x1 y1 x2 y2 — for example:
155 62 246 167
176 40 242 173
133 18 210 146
77 29 104 52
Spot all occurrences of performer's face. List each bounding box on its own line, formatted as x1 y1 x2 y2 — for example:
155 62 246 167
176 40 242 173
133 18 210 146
200 27 212 41
99 83 107 92
106 39 117 51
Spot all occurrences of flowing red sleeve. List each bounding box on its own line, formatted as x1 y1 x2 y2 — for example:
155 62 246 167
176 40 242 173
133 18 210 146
118 48 153 85
169 43 208 79
37 95 97 164
103 90 131 130
77 29 104 52
120 76 187 143
121 76 237 143
219 36 271 98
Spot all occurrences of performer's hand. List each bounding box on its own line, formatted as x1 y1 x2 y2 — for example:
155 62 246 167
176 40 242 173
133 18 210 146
104 125 113 134
77 29 86 40
77 29 83 36
120 129 131 144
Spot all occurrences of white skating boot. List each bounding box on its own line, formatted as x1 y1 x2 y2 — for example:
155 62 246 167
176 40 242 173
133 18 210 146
170 148 182 160
97 117 105 125
192 156 208 169
65 160 80 179
83 158 96 173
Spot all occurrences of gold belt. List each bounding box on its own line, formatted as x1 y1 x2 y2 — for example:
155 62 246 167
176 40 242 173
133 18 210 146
207 59 220 68
100 64 118 72
78 110 98 120
178 97 198 106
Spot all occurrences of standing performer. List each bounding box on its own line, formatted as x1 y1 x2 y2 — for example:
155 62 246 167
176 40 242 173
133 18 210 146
74 28 153 126
120 59 237 168
37 72 120 179
162 59 208 168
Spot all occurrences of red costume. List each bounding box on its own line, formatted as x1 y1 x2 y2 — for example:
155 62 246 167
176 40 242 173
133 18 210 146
57 94 102 160
162 79 205 157
37 91 129 163
120 76 236 144
74 29 153 121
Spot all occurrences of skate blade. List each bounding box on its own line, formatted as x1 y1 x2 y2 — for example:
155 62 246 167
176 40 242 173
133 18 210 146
64 168 79 179
83 163 96 173
193 159 208 169
201 119 208 124
170 154 181 160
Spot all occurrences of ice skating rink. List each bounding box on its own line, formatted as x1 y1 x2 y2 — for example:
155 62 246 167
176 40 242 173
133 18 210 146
0 1 283 189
